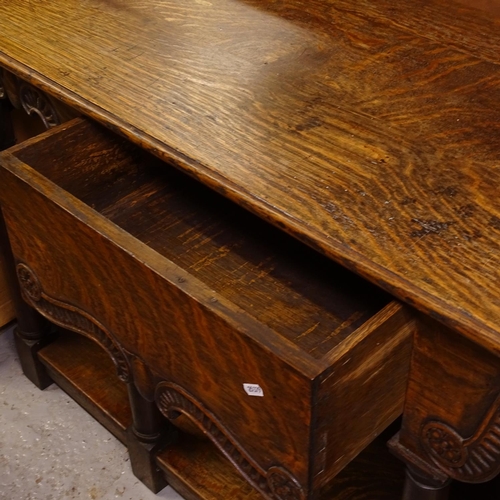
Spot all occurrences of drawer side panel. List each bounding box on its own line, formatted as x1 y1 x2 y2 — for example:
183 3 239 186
0 165 313 491
312 303 414 491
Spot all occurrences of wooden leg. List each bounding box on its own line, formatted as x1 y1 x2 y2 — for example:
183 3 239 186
390 314 500 499
0 93 16 150
402 466 451 500
2 76 53 388
0 206 52 388
126 381 174 492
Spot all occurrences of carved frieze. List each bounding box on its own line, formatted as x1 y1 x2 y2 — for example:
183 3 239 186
421 395 500 482
16 262 130 382
155 382 305 500
19 83 60 129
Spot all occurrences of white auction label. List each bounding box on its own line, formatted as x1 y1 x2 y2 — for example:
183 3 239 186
243 383 264 397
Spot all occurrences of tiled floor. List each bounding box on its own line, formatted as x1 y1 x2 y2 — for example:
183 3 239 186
0 323 185 500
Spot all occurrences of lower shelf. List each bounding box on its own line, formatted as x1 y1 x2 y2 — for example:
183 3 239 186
157 433 263 500
157 425 406 500
38 329 132 444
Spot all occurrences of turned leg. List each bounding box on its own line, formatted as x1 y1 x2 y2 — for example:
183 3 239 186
0 84 15 150
0 207 52 388
126 381 174 492
402 466 451 500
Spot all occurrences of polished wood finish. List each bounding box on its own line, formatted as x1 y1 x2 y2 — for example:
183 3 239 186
10 123 391 360
156 431 407 500
2 0 500 498
0 66 75 338
457 0 500 15
0 71 16 328
157 424 500 500
0 118 413 498
0 0 499 356
35 322 412 499
390 315 500 498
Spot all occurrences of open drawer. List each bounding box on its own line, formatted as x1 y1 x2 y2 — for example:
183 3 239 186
0 118 413 499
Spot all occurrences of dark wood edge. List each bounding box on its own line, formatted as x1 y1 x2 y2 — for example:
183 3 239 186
320 300 413 364
1 116 85 155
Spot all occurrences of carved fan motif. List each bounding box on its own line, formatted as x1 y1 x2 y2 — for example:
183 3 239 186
155 382 305 500
19 84 60 129
421 396 500 482
17 263 43 301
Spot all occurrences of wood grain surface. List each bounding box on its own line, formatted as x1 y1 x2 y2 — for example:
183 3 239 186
0 89 15 328
0 123 319 488
13 119 392 359
0 0 499 352
0 118 415 495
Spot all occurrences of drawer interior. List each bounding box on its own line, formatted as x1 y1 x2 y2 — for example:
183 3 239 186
13 119 391 359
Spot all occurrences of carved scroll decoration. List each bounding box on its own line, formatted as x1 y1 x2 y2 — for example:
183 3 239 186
16 262 130 382
421 394 500 482
155 382 305 500
19 83 60 129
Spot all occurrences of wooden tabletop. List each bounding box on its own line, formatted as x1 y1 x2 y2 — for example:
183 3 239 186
1 0 499 352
